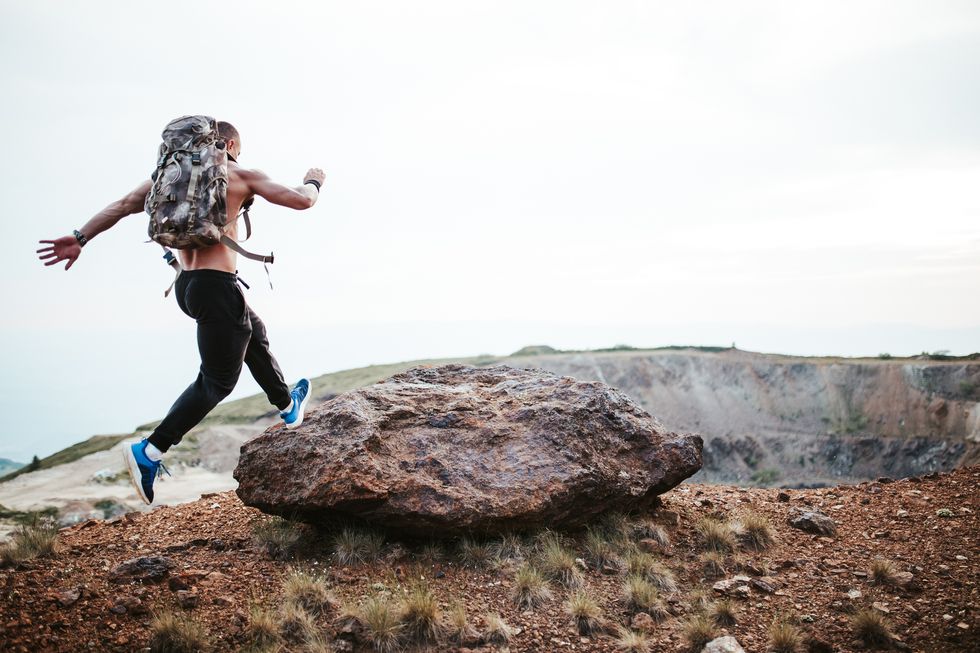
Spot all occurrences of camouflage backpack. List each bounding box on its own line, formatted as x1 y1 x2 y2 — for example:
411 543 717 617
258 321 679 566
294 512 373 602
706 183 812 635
145 115 273 294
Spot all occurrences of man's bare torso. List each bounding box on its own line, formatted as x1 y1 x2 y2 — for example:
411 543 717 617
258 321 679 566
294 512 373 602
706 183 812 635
178 161 251 273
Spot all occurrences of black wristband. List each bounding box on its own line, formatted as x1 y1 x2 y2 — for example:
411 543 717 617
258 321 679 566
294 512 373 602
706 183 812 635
304 179 321 192
73 229 88 247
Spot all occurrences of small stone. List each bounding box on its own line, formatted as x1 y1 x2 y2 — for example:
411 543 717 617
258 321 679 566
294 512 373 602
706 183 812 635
212 595 235 607
872 602 890 614
896 509 909 518
893 571 914 587
776 491 790 503
846 589 862 600
630 611 655 632
55 588 81 608
788 509 837 536
750 577 778 594
333 641 354 653
936 508 954 518
956 622 969 630
176 590 199 609
701 635 746 653
108 556 174 584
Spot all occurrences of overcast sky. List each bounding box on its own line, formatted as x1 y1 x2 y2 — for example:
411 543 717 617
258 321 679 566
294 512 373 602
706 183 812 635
1 1 979 461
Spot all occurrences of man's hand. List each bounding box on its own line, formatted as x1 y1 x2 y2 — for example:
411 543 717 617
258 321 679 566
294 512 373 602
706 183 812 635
303 168 326 186
37 236 82 270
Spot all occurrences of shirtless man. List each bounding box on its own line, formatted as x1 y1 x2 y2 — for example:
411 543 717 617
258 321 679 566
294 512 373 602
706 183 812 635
37 121 324 505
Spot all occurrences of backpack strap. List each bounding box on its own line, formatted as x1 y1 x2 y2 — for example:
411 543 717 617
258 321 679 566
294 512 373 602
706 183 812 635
161 246 182 298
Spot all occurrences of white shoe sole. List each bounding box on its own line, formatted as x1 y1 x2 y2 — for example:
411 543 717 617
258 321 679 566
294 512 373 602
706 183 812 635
123 444 152 505
284 379 312 430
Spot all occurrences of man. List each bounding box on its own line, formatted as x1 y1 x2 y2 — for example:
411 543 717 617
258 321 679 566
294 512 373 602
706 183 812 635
37 120 324 505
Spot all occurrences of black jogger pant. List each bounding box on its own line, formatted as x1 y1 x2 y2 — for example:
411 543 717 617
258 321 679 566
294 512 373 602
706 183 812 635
148 269 291 452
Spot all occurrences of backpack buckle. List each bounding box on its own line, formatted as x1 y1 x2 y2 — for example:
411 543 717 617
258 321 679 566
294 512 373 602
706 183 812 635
191 152 201 166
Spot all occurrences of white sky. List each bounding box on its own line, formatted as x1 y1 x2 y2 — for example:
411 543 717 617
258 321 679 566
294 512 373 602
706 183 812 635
1 1 979 461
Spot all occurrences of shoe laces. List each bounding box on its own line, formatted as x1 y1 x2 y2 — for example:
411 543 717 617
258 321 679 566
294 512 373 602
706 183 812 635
156 460 172 479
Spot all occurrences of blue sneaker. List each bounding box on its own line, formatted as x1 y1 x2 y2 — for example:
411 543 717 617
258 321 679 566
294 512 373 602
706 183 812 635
123 439 170 505
281 378 312 429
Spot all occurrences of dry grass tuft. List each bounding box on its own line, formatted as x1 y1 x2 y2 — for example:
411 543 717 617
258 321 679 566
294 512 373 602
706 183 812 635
622 574 666 620
332 527 385 566
537 531 585 588
0 514 60 566
870 559 898 585
768 618 804 653
701 551 727 579
399 581 442 643
360 595 403 653
511 564 553 609
738 511 775 550
415 540 444 563
491 533 526 561
680 613 719 652
631 519 671 547
709 599 738 627
584 526 624 572
646 560 678 594
279 601 319 644
851 608 894 648
251 516 304 561
245 602 280 650
696 517 736 554
446 601 480 644
458 536 495 568
149 608 211 653
282 569 335 616
612 625 651 653
482 612 515 646
565 590 603 635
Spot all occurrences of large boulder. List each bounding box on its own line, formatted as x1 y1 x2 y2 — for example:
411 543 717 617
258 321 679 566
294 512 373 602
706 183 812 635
234 364 702 536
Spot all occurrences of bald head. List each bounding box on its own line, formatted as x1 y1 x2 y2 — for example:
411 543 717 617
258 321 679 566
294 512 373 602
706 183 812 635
216 121 241 159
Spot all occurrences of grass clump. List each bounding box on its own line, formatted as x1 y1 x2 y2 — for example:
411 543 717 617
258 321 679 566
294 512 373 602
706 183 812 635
709 599 738 627
333 526 384 566
282 568 335 616
584 526 624 572
245 602 280 651
612 625 651 652
278 601 319 644
251 516 304 561
0 514 59 566
536 531 584 588
626 550 677 593
360 595 402 653
768 618 804 653
482 612 515 646
870 558 898 585
622 575 667 620
491 532 525 561
851 608 894 648
631 519 671 548
457 536 495 568
696 517 735 554
446 601 480 644
399 582 442 643
701 551 727 579
680 613 718 652
565 590 603 635
149 608 211 653
511 563 553 609
737 511 775 550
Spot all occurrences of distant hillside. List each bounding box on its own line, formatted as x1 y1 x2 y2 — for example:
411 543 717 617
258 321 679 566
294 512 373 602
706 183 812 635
0 459 23 477
0 435 129 483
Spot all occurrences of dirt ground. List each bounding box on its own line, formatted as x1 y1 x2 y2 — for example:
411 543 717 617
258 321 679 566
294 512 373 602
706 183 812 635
0 467 976 652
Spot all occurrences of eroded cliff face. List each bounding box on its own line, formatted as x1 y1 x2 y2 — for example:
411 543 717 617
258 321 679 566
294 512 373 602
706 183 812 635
504 350 980 486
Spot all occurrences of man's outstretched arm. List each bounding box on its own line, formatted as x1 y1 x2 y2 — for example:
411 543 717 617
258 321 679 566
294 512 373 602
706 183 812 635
38 180 151 270
243 167 325 210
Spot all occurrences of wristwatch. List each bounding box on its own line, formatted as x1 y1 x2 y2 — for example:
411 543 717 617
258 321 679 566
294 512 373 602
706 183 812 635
73 229 89 247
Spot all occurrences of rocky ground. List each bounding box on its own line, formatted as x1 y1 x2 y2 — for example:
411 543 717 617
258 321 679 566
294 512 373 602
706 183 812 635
0 467 976 652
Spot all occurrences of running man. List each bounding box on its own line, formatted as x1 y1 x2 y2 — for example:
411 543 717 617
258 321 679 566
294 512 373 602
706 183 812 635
37 120 322 504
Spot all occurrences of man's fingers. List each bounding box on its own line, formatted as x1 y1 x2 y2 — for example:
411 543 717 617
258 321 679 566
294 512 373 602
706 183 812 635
44 258 62 266
38 240 55 244
65 259 74 271
39 252 57 260
36 246 54 254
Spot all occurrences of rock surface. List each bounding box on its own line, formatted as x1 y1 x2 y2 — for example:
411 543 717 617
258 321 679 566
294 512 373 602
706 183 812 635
788 508 838 536
235 364 703 536
701 636 746 653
